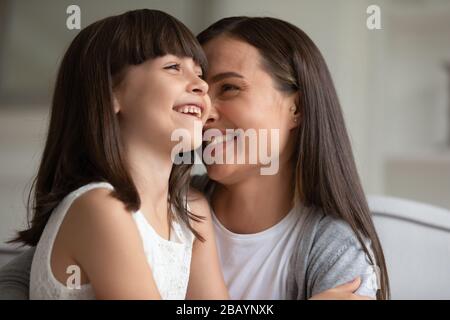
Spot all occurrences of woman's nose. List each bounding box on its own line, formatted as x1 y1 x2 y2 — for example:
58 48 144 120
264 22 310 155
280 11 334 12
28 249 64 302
205 102 220 127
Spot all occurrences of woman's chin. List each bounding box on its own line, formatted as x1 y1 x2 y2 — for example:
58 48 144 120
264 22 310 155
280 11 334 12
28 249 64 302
206 163 241 184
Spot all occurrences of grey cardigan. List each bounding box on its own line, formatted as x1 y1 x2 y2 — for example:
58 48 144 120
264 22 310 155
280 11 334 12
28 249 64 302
0 175 379 299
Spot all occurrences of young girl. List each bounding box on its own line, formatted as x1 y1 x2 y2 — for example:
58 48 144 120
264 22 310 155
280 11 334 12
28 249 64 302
10 9 228 300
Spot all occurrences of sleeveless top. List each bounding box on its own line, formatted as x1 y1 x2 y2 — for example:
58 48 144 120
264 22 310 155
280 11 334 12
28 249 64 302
29 182 195 300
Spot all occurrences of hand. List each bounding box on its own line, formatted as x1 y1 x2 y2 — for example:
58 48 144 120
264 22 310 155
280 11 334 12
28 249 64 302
309 277 375 300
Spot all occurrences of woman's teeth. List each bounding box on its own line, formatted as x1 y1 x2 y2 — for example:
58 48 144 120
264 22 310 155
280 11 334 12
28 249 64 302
173 105 202 118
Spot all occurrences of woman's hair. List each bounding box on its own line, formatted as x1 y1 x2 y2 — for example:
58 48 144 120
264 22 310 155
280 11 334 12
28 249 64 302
12 9 207 246
197 17 390 299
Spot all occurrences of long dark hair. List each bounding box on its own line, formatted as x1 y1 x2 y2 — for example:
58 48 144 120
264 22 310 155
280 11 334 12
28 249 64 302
11 9 207 246
197 17 390 299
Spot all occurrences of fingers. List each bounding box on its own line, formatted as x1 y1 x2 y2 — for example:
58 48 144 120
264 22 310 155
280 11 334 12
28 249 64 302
349 294 376 300
334 276 361 293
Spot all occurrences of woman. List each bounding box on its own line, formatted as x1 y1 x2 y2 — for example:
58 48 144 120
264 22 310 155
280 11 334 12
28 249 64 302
0 14 388 301
192 16 389 300
3 9 228 300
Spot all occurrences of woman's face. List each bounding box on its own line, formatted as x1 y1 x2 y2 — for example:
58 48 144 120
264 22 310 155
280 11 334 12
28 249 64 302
114 54 210 155
202 36 298 184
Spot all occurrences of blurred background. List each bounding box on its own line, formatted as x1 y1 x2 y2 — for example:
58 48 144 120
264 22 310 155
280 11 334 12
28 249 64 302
0 0 449 291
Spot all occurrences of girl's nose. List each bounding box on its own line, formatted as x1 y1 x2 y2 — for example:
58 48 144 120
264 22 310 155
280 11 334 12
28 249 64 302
188 76 209 96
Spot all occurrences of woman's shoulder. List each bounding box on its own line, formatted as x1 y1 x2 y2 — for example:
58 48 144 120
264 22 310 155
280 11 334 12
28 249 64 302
301 208 374 276
293 206 372 267
303 209 371 259
313 213 365 246
302 209 377 298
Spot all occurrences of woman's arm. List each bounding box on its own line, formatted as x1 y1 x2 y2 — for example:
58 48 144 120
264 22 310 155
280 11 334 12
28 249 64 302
305 215 379 300
185 188 229 299
63 188 161 299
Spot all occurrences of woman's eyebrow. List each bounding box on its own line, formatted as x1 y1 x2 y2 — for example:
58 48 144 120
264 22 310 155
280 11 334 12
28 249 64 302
209 72 244 83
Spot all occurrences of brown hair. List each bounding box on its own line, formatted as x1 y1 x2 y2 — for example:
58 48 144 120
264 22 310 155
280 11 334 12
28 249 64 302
198 16 390 299
12 9 207 246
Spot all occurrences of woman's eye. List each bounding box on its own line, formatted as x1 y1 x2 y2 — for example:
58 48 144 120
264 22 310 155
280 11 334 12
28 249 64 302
221 84 240 92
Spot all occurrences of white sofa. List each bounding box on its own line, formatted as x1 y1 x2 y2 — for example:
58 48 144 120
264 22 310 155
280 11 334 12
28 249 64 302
1 195 449 299
368 195 450 299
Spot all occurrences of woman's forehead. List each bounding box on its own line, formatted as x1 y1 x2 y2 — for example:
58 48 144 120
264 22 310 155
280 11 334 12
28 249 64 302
203 36 263 80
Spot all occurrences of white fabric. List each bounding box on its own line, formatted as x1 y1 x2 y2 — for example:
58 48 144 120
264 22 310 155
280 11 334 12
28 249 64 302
212 204 304 299
30 182 194 300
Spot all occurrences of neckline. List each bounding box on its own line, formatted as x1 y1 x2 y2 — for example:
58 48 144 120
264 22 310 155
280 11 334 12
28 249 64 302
133 210 186 246
211 204 300 240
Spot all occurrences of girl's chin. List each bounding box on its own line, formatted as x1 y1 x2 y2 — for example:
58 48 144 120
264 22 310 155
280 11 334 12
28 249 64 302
170 124 203 150
174 116 203 130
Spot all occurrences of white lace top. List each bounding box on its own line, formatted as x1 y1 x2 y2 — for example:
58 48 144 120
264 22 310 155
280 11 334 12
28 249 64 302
29 182 195 300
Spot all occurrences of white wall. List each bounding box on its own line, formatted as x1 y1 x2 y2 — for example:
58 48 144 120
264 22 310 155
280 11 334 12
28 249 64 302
0 0 210 246
367 1 450 206
0 109 47 245
1 0 449 246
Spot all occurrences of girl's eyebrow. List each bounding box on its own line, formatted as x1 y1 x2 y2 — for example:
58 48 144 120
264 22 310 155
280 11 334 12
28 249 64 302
209 72 244 84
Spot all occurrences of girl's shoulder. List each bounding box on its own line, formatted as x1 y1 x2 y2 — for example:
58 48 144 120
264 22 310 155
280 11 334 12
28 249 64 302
59 182 140 257
64 183 129 225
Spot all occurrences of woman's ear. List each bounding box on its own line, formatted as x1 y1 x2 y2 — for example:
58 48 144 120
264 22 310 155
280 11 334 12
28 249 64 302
288 94 301 130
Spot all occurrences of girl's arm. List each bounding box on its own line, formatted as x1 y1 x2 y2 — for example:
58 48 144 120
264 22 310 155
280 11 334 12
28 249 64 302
309 277 374 300
185 189 229 299
63 188 161 299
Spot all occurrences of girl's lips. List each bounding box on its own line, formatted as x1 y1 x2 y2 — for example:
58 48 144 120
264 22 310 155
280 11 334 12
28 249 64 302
173 103 204 118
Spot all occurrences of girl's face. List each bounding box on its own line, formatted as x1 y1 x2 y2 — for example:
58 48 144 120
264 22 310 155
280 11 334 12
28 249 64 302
202 36 298 184
114 54 210 155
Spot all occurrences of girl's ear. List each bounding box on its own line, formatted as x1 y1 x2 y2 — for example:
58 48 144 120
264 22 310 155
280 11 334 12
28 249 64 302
112 93 121 114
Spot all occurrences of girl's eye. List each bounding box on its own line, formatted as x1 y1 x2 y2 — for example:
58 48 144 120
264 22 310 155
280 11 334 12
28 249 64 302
164 63 181 71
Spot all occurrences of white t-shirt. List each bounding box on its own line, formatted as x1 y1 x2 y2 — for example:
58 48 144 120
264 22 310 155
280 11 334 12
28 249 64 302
212 205 303 300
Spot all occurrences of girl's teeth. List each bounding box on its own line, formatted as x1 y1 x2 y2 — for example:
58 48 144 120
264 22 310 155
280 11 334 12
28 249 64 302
174 105 202 117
